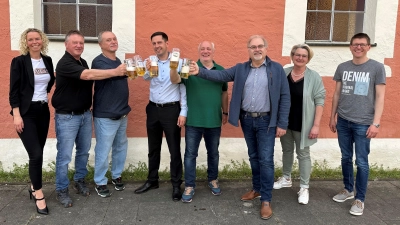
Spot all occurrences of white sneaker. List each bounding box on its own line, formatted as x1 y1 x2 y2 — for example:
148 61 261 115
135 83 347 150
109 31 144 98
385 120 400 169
298 188 309 204
273 177 292 189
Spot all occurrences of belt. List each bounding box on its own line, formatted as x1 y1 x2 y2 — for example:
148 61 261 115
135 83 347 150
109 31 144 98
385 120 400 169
242 111 270 118
56 109 90 115
31 100 47 105
149 101 179 108
110 114 128 120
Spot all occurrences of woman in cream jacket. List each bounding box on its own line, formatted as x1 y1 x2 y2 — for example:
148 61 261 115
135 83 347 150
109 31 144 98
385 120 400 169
273 44 326 205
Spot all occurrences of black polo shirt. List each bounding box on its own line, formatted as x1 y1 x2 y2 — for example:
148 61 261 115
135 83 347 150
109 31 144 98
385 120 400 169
52 51 93 112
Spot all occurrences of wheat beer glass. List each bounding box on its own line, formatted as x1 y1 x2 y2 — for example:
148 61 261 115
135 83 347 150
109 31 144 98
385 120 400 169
180 58 191 79
124 58 137 80
169 48 180 69
149 55 159 77
134 55 146 76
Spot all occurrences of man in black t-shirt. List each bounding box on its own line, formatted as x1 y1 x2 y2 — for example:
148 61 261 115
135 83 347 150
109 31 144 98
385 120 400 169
91 31 131 198
52 30 126 208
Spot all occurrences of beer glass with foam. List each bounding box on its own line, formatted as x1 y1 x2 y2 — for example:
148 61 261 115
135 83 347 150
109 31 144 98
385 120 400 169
180 58 191 79
134 55 146 76
149 55 158 77
124 59 137 80
169 48 180 69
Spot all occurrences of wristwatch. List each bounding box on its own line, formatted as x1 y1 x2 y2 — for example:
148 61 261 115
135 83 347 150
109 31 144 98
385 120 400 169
223 112 228 115
373 123 380 128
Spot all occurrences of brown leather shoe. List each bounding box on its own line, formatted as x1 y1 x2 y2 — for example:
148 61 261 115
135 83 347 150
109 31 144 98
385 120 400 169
260 202 273 220
241 190 261 201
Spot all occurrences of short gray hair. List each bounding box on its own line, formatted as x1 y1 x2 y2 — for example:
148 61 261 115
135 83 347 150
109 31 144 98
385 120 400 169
97 31 112 43
198 41 215 51
247 35 268 48
65 30 84 42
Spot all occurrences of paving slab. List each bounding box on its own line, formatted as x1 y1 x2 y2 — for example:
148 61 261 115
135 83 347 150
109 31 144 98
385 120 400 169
0 180 398 224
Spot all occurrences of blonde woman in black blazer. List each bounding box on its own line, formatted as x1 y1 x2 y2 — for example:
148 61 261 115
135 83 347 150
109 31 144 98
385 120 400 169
9 28 55 215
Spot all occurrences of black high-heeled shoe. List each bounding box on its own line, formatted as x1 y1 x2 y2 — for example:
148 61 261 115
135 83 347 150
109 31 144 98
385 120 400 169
28 189 36 200
28 188 49 215
34 197 49 215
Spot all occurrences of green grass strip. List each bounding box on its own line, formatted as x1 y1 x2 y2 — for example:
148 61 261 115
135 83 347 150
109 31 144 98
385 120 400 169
0 160 399 184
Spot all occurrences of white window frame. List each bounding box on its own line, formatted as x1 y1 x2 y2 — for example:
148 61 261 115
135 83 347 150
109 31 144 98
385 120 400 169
41 0 113 41
282 0 396 77
305 0 365 43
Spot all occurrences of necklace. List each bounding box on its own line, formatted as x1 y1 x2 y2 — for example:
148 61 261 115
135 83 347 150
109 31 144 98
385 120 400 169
291 69 305 77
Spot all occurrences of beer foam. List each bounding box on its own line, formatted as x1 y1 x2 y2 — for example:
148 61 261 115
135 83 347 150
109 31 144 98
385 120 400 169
127 67 135 71
181 65 189 73
151 61 157 66
171 52 180 61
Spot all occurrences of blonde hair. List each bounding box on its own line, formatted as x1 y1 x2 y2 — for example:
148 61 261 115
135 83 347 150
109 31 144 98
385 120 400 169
290 44 314 62
19 28 49 56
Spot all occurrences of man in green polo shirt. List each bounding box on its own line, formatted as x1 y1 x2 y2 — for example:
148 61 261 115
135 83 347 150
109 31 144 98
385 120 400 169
170 41 228 203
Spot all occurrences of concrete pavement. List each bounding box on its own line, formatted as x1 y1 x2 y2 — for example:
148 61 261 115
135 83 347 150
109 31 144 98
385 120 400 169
0 180 399 224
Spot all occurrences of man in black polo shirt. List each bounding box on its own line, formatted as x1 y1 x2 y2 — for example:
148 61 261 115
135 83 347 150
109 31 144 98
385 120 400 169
52 30 126 208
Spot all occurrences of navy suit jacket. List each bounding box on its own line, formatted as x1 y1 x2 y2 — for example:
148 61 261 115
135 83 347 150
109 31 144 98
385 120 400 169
9 53 55 116
197 56 290 129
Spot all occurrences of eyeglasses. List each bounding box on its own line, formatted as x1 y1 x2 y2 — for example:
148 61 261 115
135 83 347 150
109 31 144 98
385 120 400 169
294 53 308 58
351 43 369 48
248 45 265 50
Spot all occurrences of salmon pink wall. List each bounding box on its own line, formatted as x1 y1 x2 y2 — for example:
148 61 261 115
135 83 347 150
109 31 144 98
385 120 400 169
131 0 290 138
0 0 398 139
1 0 20 138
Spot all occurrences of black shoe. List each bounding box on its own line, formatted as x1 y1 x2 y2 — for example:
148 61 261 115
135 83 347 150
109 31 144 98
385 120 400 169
28 188 49 215
35 196 49 215
112 177 125 191
95 185 111 198
172 186 181 201
74 179 90 196
134 181 159 194
56 188 73 208
28 189 35 201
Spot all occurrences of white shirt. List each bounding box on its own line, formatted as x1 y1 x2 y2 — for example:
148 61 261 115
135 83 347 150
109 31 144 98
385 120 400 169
31 58 50 102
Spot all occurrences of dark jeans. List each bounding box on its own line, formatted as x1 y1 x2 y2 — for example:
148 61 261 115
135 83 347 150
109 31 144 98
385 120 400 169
336 116 371 202
240 113 276 202
184 126 221 188
18 102 50 190
146 103 182 187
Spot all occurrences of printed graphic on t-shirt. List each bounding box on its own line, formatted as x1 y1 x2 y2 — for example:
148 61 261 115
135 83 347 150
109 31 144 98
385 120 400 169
341 71 370 96
34 68 49 75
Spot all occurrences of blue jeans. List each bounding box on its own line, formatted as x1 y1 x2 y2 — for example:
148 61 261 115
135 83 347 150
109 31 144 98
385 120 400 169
55 111 92 191
336 116 371 202
240 113 276 202
184 126 221 188
93 117 128 185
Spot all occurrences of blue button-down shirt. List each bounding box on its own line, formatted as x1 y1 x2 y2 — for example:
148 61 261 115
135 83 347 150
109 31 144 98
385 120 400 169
241 59 270 113
144 53 187 117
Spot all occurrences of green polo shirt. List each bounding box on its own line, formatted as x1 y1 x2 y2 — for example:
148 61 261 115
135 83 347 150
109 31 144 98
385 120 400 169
182 60 228 128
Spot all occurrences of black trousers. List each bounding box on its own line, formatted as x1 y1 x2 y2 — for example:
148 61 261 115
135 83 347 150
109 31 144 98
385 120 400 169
17 102 50 190
146 102 182 187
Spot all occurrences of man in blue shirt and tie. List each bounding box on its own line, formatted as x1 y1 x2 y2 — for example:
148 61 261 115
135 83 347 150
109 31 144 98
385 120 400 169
134 32 187 202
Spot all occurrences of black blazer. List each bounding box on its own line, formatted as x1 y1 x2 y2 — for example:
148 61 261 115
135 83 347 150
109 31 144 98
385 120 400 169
9 53 55 116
